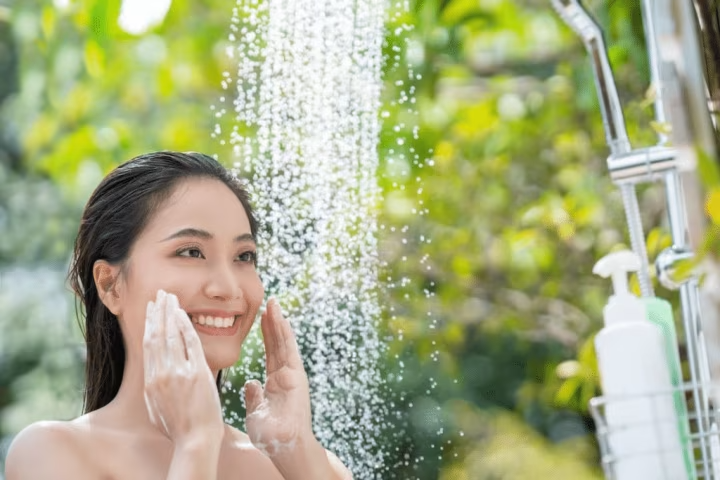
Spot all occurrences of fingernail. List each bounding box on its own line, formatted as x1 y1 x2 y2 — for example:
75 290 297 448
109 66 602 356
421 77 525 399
264 300 272 318
167 292 178 309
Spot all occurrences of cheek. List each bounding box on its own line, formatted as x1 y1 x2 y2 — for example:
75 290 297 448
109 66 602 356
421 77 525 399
122 266 192 339
130 255 199 300
243 271 265 309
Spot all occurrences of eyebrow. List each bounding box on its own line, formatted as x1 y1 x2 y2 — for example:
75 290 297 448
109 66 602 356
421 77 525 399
161 228 256 244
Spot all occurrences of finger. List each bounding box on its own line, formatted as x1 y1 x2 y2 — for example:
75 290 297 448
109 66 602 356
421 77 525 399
175 304 205 369
154 290 168 360
143 300 160 383
143 301 163 430
143 300 155 342
244 379 265 415
262 298 303 373
164 293 186 366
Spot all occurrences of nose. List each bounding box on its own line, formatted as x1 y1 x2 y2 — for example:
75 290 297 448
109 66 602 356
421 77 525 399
203 261 243 302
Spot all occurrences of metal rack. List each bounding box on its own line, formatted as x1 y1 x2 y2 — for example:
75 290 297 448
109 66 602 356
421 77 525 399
551 0 718 477
590 383 720 479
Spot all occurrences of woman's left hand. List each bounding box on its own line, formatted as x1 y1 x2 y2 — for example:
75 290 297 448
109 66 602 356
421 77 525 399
244 298 355 479
244 298 314 455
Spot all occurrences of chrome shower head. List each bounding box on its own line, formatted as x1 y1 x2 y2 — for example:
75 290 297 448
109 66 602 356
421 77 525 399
550 0 631 156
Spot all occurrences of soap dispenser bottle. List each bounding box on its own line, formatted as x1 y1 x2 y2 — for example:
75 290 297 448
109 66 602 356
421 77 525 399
593 250 689 480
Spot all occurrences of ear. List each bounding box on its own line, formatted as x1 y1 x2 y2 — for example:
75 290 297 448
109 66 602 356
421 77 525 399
93 260 123 316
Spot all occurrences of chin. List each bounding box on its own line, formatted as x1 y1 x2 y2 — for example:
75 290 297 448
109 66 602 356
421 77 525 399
202 344 242 372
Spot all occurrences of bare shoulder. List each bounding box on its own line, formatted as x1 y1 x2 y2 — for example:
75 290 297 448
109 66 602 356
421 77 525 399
221 426 353 480
220 425 283 479
325 449 354 479
222 423 254 452
4 420 94 480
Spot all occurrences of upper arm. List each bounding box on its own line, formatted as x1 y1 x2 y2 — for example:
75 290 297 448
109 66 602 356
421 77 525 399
326 449 353 480
4 422 91 480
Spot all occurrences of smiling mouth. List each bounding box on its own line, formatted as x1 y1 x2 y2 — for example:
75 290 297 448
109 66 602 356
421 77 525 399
189 314 239 329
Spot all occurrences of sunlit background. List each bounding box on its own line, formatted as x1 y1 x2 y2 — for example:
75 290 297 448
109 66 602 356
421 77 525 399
0 0 671 478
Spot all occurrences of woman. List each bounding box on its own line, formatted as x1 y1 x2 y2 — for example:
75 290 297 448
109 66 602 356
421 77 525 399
4 151 352 479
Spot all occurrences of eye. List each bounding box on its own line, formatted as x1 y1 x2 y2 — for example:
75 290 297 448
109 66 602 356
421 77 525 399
177 246 205 259
237 251 257 264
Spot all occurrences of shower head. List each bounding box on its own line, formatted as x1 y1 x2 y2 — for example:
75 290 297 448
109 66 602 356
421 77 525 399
550 0 601 43
550 0 630 156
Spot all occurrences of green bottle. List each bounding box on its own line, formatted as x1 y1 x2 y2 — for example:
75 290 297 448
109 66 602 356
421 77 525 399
644 297 696 479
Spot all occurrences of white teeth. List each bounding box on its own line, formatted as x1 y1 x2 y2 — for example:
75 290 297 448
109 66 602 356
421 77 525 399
191 315 236 328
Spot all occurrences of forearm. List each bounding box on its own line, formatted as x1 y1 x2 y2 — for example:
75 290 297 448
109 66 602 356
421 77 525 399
166 440 222 480
271 436 352 480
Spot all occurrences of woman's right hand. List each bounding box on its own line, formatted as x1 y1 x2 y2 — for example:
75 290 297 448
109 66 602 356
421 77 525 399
143 289 225 449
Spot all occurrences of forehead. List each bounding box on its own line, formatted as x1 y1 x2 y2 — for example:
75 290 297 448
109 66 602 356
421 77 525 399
142 177 252 239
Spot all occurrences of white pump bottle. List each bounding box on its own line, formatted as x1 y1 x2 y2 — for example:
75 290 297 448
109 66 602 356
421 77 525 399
593 250 688 480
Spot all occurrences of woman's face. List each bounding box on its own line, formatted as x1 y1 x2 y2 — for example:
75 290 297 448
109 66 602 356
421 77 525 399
115 177 264 371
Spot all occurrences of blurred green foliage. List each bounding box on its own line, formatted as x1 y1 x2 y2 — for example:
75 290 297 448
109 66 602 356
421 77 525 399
0 0 685 478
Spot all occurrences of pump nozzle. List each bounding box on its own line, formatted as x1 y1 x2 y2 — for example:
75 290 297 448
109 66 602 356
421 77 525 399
593 250 641 295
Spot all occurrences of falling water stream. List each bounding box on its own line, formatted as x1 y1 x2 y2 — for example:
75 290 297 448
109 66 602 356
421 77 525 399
212 0 394 477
